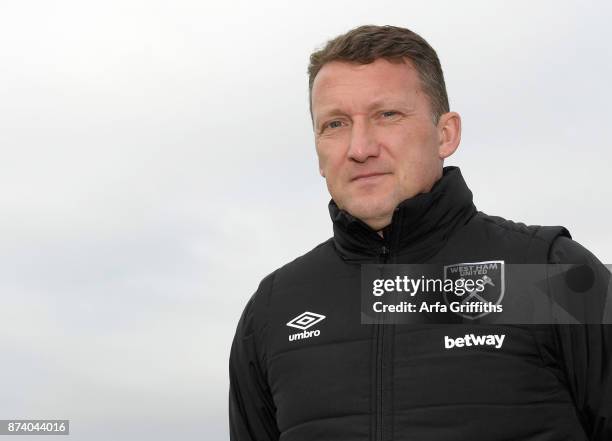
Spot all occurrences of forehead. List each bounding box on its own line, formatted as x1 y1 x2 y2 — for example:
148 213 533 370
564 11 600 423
311 58 422 115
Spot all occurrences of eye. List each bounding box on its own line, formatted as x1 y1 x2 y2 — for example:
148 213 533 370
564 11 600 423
321 120 344 132
381 110 398 118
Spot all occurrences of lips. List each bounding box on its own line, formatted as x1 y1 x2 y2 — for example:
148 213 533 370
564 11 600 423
351 172 389 182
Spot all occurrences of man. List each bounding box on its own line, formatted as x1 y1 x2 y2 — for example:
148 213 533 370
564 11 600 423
229 24 611 440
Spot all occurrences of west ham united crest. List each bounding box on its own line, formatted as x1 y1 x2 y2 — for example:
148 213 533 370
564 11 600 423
443 260 505 320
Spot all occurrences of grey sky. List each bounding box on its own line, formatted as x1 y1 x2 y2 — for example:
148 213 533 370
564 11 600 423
0 1 610 440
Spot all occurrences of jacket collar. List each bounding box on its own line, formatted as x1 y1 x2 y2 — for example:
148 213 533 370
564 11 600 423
328 166 477 262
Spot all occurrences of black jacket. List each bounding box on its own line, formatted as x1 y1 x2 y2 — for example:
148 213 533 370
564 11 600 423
229 166 612 440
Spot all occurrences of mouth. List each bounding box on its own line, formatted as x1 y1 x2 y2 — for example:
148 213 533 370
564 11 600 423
351 172 390 182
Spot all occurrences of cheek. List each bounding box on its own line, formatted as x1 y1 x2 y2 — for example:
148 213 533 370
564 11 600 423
315 143 328 166
317 140 344 173
392 129 438 162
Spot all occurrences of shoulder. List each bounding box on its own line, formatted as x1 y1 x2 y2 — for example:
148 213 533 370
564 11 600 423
547 236 611 288
474 211 570 242
270 238 348 286
548 236 605 265
447 211 571 263
235 238 338 333
476 212 540 236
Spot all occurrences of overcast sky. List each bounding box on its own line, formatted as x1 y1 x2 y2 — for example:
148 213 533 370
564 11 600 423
0 1 611 440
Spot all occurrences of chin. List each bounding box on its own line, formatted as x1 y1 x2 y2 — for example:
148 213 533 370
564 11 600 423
343 195 395 225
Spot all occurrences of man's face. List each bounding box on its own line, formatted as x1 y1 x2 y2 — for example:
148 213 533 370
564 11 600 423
311 58 450 231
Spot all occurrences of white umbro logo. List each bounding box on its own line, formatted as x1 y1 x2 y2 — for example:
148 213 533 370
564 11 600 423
286 311 326 330
286 311 326 342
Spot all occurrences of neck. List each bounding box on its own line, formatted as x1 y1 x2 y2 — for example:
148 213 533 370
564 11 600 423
328 166 477 262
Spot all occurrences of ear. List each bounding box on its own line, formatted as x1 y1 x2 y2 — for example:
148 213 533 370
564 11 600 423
436 111 461 159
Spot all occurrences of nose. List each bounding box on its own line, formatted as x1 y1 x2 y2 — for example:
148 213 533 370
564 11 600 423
347 117 380 162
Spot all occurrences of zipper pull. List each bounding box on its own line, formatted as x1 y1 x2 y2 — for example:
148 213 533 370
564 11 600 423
378 245 390 270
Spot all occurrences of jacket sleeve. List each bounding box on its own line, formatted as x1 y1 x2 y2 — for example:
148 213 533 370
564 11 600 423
229 276 280 441
549 236 612 440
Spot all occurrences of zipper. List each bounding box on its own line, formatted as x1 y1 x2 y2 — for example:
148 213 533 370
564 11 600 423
375 244 390 441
